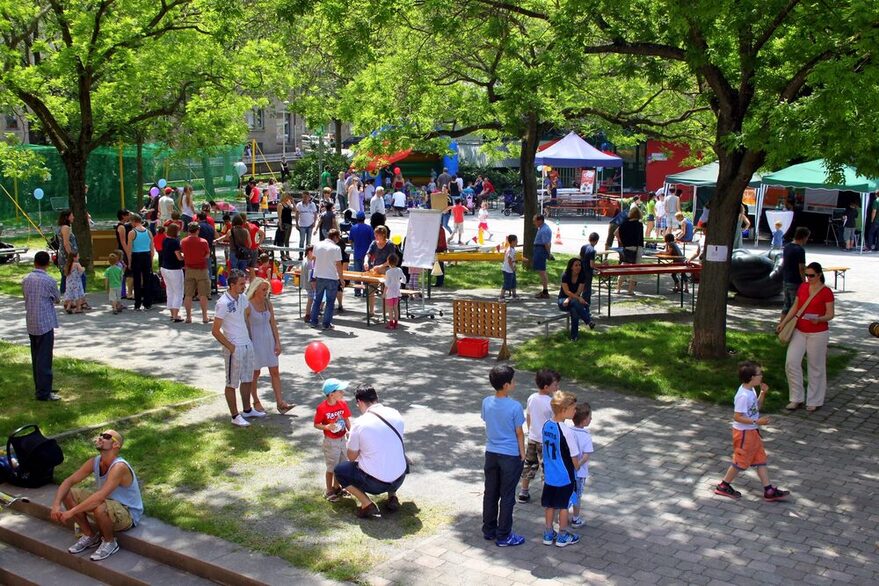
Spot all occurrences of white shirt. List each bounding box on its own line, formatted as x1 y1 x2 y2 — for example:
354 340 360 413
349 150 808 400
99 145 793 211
455 177 464 192
569 425 594 478
348 404 407 483
348 184 363 213
525 392 554 443
364 183 375 201
370 195 385 215
655 198 665 219
478 208 489 222
214 292 251 346
665 194 679 216
312 239 342 280
392 191 406 208
502 247 516 273
384 267 405 299
732 384 760 431
158 195 175 222
296 201 317 227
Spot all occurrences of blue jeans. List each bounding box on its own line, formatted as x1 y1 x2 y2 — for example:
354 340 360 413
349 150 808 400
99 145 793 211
29 330 54 399
334 461 405 496
782 282 800 315
310 278 338 327
559 297 591 340
351 257 365 296
482 451 523 541
298 226 313 258
441 212 452 234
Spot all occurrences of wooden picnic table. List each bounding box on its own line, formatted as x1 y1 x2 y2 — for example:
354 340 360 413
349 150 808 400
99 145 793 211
593 262 702 317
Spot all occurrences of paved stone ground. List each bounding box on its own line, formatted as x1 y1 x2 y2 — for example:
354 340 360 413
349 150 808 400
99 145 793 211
1 211 877 585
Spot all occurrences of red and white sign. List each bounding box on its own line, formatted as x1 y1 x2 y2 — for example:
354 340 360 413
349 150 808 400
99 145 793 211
579 169 595 194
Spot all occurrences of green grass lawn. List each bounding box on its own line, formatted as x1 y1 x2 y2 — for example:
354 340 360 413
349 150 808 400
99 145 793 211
0 261 106 296
441 253 574 290
0 341 207 436
513 322 854 412
56 413 447 582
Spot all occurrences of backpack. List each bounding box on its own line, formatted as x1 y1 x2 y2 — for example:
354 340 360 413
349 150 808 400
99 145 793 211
150 272 167 303
3 425 64 488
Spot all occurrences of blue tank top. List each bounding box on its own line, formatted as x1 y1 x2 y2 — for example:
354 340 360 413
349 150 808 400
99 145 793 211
93 456 144 525
131 228 151 253
542 421 575 487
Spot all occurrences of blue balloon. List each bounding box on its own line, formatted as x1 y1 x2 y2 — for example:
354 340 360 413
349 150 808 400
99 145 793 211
158 178 167 188
34 188 44 200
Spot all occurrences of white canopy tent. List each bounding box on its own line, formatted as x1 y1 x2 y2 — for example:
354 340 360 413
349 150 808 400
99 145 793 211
534 132 624 213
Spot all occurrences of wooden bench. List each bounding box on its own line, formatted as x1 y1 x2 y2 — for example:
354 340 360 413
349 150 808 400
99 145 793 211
536 312 570 337
546 202 598 218
823 266 850 291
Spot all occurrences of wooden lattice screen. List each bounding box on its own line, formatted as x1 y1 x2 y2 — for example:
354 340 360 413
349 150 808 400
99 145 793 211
449 299 510 360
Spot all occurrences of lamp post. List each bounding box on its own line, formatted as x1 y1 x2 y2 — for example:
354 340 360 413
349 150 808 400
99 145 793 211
282 100 290 159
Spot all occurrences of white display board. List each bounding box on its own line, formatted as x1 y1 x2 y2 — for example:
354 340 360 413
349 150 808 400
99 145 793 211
403 209 443 270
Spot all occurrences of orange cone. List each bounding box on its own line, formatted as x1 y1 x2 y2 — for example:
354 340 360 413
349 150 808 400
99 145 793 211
554 224 563 245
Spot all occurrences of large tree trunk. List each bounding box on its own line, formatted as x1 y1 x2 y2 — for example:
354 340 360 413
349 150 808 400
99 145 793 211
62 154 94 276
333 118 342 156
520 113 540 266
689 146 765 358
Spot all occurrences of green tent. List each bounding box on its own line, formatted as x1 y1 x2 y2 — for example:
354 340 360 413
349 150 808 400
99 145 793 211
761 159 878 253
761 159 878 191
666 161 762 187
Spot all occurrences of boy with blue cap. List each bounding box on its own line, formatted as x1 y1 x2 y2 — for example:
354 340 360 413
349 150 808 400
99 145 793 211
314 378 352 501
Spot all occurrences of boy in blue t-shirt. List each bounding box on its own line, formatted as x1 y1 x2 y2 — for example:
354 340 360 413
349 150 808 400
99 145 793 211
541 391 582 547
480 365 526 547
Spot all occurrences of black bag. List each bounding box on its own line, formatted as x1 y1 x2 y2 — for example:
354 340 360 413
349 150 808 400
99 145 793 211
150 272 167 303
5 424 64 488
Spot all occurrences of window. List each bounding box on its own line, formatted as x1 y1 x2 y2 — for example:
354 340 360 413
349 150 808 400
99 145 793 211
245 108 265 130
5 115 18 130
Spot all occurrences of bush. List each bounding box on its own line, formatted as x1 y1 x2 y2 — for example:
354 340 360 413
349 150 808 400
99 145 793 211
288 151 351 191
457 164 523 195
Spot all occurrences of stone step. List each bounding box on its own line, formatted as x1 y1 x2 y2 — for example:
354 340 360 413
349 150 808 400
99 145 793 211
0 540 109 586
0 510 216 585
1 483 338 586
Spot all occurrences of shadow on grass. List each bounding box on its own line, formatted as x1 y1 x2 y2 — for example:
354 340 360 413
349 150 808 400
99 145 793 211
0 341 206 436
512 322 855 413
56 412 442 583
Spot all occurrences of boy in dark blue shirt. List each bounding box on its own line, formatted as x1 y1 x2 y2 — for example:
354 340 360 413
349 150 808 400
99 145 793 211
542 391 582 547
481 365 526 547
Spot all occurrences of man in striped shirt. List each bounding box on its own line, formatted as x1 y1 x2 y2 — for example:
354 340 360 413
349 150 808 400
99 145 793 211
22 251 61 401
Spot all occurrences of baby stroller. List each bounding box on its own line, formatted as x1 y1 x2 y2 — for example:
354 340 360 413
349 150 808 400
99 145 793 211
502 191 524 216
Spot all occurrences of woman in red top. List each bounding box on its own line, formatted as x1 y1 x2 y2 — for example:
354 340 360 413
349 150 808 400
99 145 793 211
777 262 835 412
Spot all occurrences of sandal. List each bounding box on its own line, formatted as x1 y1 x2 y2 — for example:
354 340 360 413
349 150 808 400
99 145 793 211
202 317 213 324
785 402 803 411
173 317 185 323
277 403 295 414
805 405 821 412
185 317 192 323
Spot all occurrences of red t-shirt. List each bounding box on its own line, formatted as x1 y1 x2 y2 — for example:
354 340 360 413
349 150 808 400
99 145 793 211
482 179 495 194
795 283 834 333
247 222 261 250
250 186 261 204
153 232 166 253
180 235 210 269
204 216 216 227
314 399 351 439
452 204 466 223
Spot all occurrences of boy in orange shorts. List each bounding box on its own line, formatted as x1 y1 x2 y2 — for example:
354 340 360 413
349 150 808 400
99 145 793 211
714 361 790 501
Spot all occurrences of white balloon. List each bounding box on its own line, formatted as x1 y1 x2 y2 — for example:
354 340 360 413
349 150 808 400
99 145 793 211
536 165 544 172
233 162 247 177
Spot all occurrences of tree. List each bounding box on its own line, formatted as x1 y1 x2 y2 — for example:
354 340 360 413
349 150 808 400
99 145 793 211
478 0 879 357
0 0 279 270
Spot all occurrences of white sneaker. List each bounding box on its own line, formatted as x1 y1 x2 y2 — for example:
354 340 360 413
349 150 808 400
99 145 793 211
89 539 120 561
68 533 101 554
231 414 250 427
570 517 585 528
240 409 267 418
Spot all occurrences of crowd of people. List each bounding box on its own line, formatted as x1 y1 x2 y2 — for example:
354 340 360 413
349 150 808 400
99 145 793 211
21 168 845 563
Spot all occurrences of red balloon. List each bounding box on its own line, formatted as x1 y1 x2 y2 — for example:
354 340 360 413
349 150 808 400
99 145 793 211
394 167 401 176
270 278 283 295
304 341 331 373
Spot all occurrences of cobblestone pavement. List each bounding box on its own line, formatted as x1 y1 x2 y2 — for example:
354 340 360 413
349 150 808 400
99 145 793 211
2 215 877 585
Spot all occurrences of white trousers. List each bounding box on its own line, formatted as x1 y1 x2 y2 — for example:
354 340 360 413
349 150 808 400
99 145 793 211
785 328 830 407
160 268 184 310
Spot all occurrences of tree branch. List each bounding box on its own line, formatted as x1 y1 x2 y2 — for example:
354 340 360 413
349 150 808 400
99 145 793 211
470 0 547 21
424 122 503 139
779 49 835 102
13 90 72 154
752 0 802 57
92 83 193 147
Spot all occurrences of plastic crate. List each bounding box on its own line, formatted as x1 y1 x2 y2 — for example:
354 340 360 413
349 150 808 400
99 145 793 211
457 337 489 358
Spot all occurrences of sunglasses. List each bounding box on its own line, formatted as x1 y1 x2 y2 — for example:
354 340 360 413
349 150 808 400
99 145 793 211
98 433 115 441
804 273 818 278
